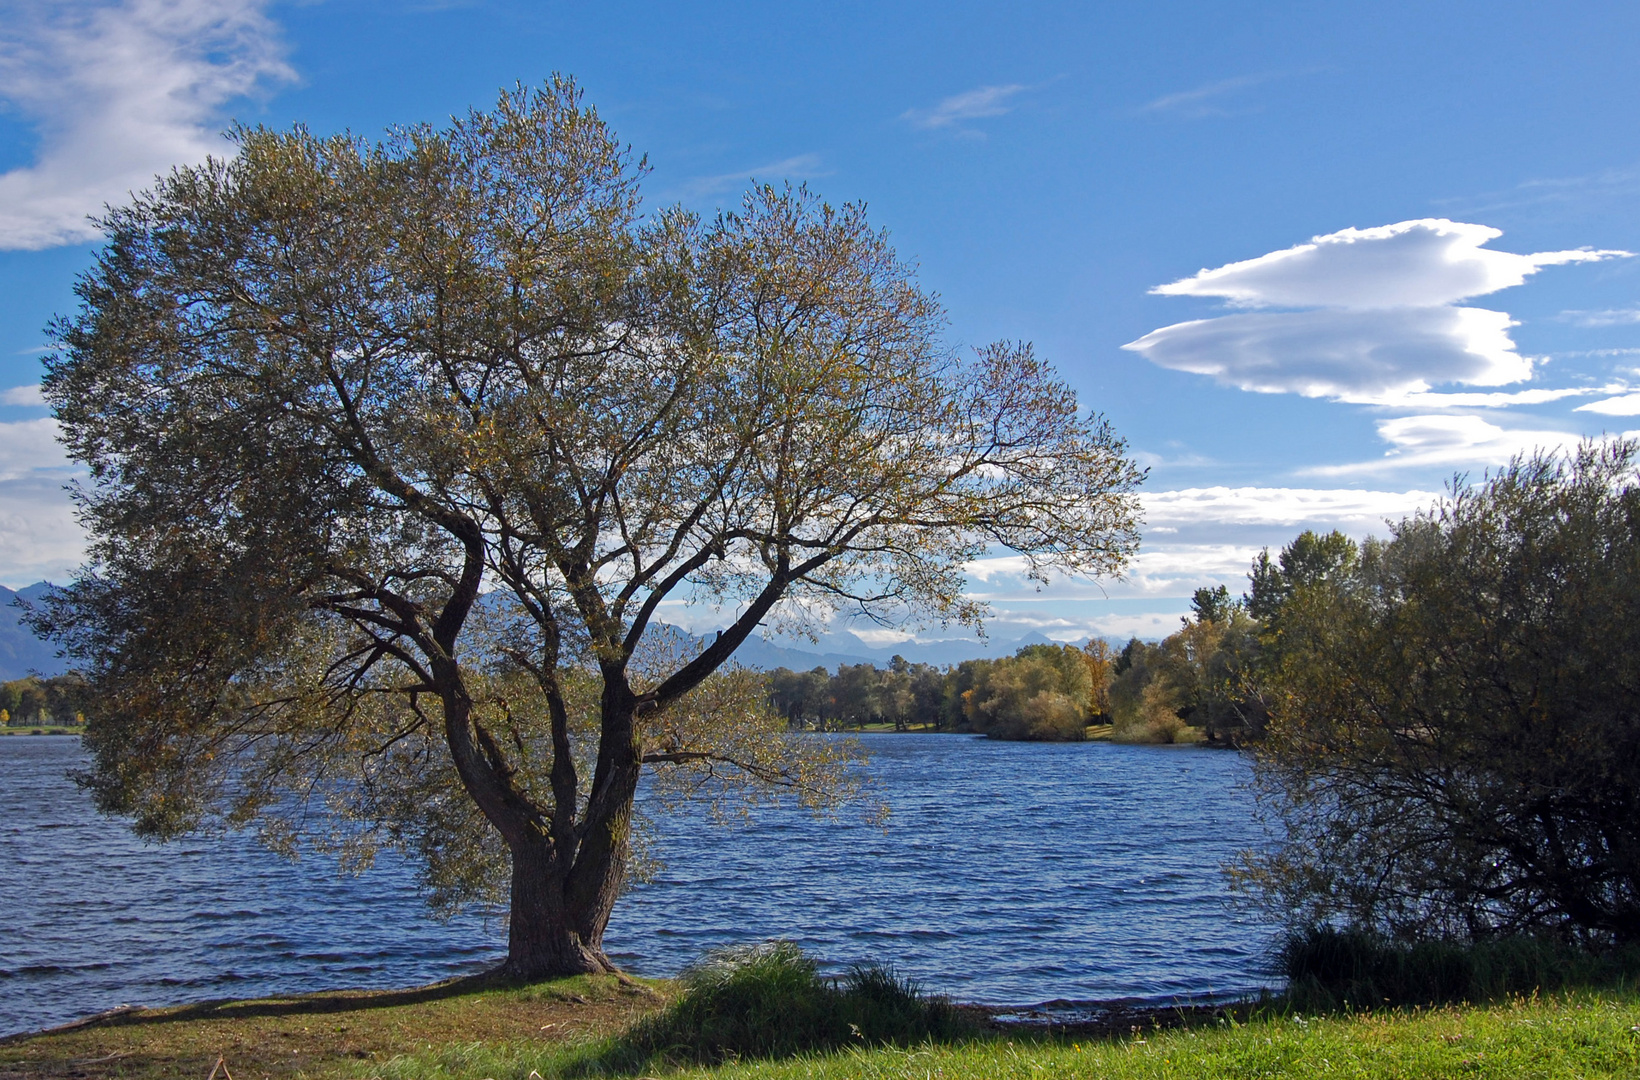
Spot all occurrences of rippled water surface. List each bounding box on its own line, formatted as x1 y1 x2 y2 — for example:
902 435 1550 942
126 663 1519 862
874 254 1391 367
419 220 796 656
1 734 1273 1035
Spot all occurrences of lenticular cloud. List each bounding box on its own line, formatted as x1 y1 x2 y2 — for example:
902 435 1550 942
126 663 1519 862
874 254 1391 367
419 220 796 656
1124 219 1629 402
1126 305 1526 400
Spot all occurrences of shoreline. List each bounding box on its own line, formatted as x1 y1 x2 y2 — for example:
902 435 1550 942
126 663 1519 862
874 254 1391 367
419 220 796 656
0 977 1275 1046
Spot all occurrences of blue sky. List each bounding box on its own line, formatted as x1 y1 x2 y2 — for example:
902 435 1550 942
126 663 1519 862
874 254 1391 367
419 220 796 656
3 0 1640 647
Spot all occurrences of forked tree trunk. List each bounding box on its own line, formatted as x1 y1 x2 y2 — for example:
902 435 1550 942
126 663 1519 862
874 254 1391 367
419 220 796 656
500 836 618 977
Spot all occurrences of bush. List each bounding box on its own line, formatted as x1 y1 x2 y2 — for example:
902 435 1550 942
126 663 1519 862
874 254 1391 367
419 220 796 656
1280 926 1640 1011
1237 445 1640 944
602 941 968 1067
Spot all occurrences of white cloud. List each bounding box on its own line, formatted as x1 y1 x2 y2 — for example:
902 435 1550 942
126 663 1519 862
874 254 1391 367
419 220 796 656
1125 305 1529 400
1151 220 1625 310
0 417 65 478
1306 414 1590 476
1559 308 1640 327
0 418 83 585
901 84 1025 130
0 384 44 406
1083 611 1194 641
673 153 828 201
1120 543 1267 594
1139 73 1279 117
1127 219 1629 403
0 0 293 250
1142 486 1441 529
1395 387 1607 409
1576 392 1640 416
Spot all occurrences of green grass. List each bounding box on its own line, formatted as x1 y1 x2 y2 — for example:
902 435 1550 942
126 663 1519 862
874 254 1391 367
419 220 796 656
11 942 1640 1079
353 989 1640 1079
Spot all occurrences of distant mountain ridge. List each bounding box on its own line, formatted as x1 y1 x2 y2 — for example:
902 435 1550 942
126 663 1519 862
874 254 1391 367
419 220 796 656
0 583 65 680
0 581 1081 681
665 623 1069 672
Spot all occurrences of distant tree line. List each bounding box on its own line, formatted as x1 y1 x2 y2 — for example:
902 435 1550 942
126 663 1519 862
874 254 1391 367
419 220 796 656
764 611 1267 744
766 443 1640 955
1 675 87 727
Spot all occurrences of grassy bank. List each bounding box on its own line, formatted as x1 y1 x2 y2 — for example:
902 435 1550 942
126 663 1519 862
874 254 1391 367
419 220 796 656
0 725 83 736
6 976 1639 1079
0 973 667 1080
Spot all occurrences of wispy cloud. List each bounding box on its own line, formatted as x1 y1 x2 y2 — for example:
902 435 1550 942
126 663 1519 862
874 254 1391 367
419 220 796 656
1126 305 1532 402
1305 415 1603 476
1391 387 1611 409
672 153 828 201
1576 392 1640 416
1558 308 1640 327
1138 73 1280 117
1142 486 1442 530
0 0 294 250
1439 164 1640 220
901 84 1026 132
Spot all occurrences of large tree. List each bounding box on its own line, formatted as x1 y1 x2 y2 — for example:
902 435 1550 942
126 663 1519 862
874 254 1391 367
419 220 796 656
1234 444 1640 945
37 80 1145 978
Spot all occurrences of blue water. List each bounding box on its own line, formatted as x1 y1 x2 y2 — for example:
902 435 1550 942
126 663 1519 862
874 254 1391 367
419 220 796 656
0 734 1274 1035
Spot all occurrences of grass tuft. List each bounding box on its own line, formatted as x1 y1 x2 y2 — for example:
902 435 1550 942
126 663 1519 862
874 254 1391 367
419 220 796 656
592 941 970 1070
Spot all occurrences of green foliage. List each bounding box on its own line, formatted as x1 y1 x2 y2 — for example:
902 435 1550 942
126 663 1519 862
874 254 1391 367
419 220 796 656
767 660 945 731
959 644 1092 741
1281 927 1640 1011
767 643 1102 740
1245 529 1357 625
603 942 967 1068
33 76 1141 974
1190 584 1235 624
1104 606 1261 745
0 675 88 727
1236 444 1640 945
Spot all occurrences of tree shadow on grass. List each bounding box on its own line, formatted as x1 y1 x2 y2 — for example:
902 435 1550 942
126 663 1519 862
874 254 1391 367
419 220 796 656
2 970 610 1044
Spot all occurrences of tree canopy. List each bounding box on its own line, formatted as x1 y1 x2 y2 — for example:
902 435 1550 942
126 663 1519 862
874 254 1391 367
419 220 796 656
36 79 1145 977
1233 444 1640 945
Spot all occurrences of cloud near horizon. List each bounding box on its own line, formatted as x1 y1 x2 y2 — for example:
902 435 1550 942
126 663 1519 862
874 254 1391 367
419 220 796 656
1305 414 1613 476
1125 219 1629 403
0 0 293 250
0 418 84 585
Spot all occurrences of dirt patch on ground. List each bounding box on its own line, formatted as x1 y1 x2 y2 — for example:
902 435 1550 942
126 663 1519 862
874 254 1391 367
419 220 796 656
0 973 669 1080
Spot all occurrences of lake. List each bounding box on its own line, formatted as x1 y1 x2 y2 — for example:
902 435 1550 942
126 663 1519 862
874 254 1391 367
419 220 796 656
0 733 1274 1036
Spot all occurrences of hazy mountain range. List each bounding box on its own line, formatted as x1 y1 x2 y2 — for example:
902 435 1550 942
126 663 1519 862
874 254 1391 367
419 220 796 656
0 584 63 681
708 626 1067 671
0 581 1076 682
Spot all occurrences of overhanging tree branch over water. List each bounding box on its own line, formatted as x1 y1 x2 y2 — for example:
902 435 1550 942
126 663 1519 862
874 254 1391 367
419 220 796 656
35 78 1144 978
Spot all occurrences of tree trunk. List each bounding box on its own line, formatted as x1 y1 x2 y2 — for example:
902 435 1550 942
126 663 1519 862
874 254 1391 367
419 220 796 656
500 835 617 978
